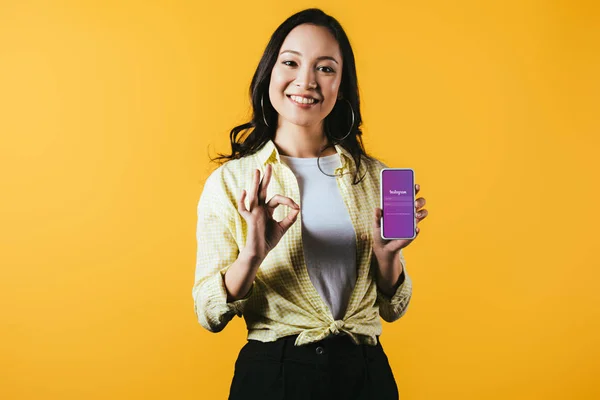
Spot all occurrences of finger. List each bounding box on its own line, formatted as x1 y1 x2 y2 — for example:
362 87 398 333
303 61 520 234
415 183 420 194
416 209 428 220
238 189 248 215
279 208 300 232
248 169 260 208
258 164 272 203
373 207 382 228
415 197 426 209
266 194 300 210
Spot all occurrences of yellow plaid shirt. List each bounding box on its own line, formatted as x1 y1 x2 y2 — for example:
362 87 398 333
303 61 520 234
192 139 412 347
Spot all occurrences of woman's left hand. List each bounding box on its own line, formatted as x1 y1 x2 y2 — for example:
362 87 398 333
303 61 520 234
373 184 427 257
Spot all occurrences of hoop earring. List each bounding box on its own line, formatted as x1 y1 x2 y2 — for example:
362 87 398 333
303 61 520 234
261 94 270 128
317 98 356 178
326 98 355 142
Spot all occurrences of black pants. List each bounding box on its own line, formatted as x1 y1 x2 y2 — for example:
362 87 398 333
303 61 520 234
228 333 399 400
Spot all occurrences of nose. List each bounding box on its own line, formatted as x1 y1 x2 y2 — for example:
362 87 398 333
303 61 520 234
295 65 317 90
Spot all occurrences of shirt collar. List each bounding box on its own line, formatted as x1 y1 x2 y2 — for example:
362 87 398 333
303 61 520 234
256 139 355 175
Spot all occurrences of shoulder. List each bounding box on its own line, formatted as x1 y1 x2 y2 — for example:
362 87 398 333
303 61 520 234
201 156 257 204
363 154 388 170
356 154 387 181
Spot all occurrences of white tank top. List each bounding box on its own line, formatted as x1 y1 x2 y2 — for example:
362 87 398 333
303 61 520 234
279 152 357 320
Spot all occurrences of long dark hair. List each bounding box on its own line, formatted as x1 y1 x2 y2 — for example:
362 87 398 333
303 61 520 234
210 8 375 184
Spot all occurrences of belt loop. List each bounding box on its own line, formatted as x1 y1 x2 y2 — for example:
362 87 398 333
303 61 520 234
361 341 369 391
279 336 288 397
279 335 290 363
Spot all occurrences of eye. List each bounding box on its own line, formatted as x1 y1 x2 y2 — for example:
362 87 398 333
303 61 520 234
318 66 335 73
282 60 297 67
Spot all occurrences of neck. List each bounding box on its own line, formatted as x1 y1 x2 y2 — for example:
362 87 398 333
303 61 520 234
273 119 336 158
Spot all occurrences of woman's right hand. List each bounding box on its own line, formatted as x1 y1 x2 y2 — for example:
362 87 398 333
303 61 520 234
237 163 300 260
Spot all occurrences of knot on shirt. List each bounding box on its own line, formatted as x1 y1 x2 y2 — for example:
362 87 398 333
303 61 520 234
328 320 345 335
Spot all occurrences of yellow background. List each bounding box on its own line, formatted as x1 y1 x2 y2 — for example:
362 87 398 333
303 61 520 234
1 0 598 398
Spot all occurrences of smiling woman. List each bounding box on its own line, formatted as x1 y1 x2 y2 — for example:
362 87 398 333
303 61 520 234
269 26 341 125
192 7 424 400
211 8 369 177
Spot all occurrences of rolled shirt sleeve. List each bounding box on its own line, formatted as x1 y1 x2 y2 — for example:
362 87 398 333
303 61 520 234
376 249 413 323
192 171 254 333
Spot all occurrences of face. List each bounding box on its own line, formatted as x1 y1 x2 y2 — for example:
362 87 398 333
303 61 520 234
268 23 343 129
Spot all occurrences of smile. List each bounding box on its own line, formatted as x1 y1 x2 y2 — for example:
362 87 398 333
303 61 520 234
287 95 319 108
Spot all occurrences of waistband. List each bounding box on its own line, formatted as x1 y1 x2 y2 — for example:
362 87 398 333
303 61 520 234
240 333 383 366
279 333 380 347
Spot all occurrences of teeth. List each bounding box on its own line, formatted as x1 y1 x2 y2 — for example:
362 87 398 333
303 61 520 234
290 95 315 104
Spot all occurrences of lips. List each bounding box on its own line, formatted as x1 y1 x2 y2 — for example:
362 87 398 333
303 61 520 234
286 94 320 106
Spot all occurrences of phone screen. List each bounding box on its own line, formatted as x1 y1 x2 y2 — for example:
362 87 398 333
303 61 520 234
381 168 416 239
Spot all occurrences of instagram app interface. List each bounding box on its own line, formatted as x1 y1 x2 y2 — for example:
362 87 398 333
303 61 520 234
382 169 414 238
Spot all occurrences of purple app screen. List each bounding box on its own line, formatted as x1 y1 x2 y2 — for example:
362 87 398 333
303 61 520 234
382 169 415 238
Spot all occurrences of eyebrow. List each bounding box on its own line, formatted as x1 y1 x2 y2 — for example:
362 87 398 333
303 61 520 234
279 50 339 64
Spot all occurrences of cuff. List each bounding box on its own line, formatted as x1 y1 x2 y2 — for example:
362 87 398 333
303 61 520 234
206 269 254 318
376 252 410 305
377 270 412 306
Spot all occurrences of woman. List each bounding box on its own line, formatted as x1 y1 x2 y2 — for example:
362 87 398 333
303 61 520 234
192 8 428 400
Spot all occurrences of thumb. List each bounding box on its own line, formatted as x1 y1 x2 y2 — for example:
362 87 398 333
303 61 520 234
373 207 382 229
279 208 300 233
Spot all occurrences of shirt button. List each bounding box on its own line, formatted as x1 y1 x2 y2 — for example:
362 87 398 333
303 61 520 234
315 346 325 355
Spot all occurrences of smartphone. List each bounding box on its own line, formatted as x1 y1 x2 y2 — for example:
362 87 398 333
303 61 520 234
380 168 416 240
